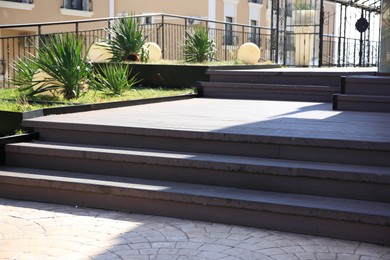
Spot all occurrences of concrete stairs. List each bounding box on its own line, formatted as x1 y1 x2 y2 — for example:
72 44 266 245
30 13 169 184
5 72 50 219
333 75 390 112
1 119 390 245
198 70 375 102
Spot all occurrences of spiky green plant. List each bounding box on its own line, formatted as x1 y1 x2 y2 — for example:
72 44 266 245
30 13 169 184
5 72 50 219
11 57 39 89
93 63 140 96
183 27 216 63
105 16 148 62
29 33 92 100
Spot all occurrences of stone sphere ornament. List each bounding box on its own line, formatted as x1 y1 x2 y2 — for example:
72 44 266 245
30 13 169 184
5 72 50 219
143 42 162 62
237 43 260 64
88 42 113 63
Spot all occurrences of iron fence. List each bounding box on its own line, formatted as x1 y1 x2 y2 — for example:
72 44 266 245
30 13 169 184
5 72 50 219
0 13 380 88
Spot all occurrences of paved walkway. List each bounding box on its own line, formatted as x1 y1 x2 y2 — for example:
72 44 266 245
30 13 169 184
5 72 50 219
1 198 389 260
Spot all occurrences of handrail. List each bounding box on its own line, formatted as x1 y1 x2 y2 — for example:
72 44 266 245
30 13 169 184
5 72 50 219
0 13 269 31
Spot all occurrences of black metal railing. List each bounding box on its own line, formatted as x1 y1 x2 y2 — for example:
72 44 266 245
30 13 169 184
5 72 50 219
0 14 273 87
0 13 380 88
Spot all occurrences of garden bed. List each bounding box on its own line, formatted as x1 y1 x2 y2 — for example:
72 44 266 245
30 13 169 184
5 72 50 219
101 63 281 88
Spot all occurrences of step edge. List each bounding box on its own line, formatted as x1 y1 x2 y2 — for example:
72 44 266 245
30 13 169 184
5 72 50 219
6 142 390 184
0 168 389 225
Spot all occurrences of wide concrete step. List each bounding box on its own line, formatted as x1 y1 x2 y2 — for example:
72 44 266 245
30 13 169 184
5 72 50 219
199 82 338 102
333 94 390 113
5 141 390 202
21 121 390 167
0 167 389 245
342 75 390 95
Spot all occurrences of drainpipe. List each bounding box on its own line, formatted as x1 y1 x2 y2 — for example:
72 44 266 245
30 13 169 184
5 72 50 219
109 0 114 17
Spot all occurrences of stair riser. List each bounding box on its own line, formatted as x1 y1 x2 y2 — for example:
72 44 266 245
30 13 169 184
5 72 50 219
203 90 332 102
209 74 342 87
33 128 390 167
1 178 389 246
6 152 390 202
344 84 390 96
335 100 390 113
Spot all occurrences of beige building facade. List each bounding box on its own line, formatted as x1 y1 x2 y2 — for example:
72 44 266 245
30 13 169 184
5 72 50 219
0 0 270 31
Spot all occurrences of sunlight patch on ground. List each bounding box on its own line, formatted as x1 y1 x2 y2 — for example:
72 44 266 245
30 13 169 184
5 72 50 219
279 110 343 120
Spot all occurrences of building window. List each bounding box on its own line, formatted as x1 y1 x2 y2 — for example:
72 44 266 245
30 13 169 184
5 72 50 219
144 16 152 25
63 0 91 11
224 16 234 45
248 0 262 4
0 0 34 10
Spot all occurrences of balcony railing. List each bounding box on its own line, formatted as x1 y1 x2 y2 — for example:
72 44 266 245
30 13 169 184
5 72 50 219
248 0 262 4
0 13 379 87
3 0 33 3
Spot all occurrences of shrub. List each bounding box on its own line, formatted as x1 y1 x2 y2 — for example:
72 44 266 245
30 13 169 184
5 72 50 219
183 27 216 63
11 57 39 89
92 63 140 96
29 33 93 100
104 16 148 62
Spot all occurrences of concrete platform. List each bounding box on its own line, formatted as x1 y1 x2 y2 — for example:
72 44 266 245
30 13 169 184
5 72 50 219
23 98 390 144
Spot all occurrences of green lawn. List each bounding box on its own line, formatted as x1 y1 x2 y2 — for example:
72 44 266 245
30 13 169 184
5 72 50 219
0 86 196 112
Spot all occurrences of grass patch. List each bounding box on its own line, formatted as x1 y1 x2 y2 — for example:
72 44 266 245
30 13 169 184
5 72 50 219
0 86 196 112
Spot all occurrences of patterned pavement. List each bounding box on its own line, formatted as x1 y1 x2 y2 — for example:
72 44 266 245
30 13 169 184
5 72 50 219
1 198 389 260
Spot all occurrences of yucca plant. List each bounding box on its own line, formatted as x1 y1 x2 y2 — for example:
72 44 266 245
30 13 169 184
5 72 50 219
11 56 39 89
30 33 92 100
183 27 216 63
105 16 148 62
92 63 140 96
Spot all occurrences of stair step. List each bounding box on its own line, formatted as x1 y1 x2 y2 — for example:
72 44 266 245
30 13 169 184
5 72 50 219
200 82 338 102
343 75 390 95
207 70 375 87
21 119 390 167
0 166 389 245
334 94 390 113
5 141 390 202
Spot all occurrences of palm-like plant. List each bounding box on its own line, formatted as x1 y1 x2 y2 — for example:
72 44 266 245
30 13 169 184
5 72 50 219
93 63 140 96
105 16 148 62
11 57 39 89
183 27 216 63
31 33 92 100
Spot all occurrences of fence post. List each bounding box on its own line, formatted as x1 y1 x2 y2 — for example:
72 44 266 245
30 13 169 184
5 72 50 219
75 22 79 39
242 25 245 45
318 0 324 67
161 15 165 59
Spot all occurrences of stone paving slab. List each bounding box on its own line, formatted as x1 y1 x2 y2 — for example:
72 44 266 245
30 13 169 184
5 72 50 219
1 198 389 260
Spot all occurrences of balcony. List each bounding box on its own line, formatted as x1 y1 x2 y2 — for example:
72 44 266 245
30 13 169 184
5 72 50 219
0 0 34 10
60 0 93 17
248 0 262 4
